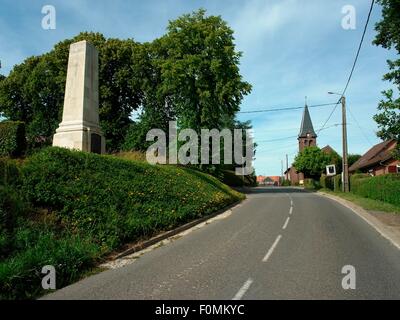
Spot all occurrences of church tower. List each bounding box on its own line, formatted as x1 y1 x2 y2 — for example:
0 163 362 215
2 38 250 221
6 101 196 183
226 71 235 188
298 104 317 152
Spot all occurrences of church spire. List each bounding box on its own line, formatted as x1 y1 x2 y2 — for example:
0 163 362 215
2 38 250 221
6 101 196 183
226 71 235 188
298 104 317 138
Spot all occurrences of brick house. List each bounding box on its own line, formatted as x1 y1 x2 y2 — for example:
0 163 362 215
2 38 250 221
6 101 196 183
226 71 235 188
349 139 399 176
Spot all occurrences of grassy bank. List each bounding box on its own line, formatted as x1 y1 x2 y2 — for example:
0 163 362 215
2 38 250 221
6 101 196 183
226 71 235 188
0 147 244 299
319 188 400 214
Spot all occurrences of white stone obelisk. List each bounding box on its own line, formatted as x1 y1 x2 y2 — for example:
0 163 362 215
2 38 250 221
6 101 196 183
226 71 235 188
53 40 105 154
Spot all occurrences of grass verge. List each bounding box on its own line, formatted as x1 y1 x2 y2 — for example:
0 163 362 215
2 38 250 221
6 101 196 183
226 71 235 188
1 147 244 299
319 188 400 214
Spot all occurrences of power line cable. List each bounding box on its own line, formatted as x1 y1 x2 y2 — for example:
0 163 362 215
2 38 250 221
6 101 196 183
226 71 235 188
347 107 373 144
317 0 375 135
342 0 375 97
256 123 342 144
238 102 337 114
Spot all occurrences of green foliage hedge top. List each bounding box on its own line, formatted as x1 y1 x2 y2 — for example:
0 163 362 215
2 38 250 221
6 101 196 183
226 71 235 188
22 147 244 251
0 121 26 157
350 173 400 207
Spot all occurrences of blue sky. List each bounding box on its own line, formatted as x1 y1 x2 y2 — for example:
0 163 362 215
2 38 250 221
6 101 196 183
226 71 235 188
0 0 397 175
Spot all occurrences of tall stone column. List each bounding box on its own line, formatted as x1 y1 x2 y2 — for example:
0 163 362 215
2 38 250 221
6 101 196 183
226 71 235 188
53 40 105 154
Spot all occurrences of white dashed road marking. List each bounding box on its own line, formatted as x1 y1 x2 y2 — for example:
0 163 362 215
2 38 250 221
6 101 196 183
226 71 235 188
282 217 290 230
262 235 282 262
233 278 253 300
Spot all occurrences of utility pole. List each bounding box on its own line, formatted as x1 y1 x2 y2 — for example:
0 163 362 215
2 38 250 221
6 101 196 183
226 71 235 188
341 96 349 193
285 154 289 181
329 92 350 193
281 160 284 186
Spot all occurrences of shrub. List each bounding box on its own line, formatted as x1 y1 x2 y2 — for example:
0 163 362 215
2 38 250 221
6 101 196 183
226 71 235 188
320 175 327 188
0 121 27 157
320 175 334 190
333 174 342 192
0 186 27 258
0 158 21 186
2 147 243 299
0 231 100 300
221 170 257 187
22 147 244 251
350 174 400 207
304 178 321 190
281 180 291 187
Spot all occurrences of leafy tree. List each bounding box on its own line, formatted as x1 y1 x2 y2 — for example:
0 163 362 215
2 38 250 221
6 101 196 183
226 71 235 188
348 154 362 167
324 149 342 172
123 9 253 160
294 146 331 179
156 9 251 132
0 32 143 151
373 0 400 158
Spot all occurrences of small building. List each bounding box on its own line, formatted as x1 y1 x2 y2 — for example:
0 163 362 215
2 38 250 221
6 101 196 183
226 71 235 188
257 175 281 186
257 175 267 185
349 139 399 176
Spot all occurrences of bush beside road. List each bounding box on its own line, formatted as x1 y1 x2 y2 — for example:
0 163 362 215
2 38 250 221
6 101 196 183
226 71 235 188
0 147 244 299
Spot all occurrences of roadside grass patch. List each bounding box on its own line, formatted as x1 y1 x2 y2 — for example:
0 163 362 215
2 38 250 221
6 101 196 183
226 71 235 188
1 147 243 299
319 188 400 214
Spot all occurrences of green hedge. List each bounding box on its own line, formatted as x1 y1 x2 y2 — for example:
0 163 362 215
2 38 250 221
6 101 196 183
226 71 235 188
320 175 334 190
304 178 321 190
0 121 27 157
333 175 342 192
0 158 21 186
320 175 341 191
350 174 400 207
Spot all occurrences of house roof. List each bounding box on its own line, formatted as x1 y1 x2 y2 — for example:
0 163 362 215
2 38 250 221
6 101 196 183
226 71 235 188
256 175 267 183
299 105 317 138
349 139 397 172
321 145 335 154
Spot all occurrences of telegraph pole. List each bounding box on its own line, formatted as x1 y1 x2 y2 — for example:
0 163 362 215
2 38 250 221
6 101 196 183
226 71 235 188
341 96 349 192
286 154 289 181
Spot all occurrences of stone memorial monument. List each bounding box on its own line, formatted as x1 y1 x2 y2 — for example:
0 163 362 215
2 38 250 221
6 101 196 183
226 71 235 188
53 40 105 154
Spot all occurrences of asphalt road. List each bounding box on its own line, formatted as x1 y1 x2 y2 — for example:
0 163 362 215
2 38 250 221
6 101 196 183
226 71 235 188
43 187 400 300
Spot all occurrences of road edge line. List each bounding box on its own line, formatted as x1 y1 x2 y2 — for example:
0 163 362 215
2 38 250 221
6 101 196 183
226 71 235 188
317 191 400 251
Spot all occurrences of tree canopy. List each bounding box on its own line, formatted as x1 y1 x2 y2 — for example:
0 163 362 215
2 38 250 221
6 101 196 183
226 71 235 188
294 146 331 179
0 32 143 151
373 0 400 158
0 10 251 154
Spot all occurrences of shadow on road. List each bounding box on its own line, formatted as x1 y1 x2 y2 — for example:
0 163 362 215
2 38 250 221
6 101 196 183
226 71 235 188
235 187 311 194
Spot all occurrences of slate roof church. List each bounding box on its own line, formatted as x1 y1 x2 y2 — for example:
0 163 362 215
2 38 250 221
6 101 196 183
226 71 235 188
285 104 334 185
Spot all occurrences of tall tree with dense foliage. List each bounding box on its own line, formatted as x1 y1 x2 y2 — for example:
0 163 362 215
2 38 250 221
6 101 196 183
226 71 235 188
294 146 331 179
156 9 252 132
373 0 400 158
0 32 143 151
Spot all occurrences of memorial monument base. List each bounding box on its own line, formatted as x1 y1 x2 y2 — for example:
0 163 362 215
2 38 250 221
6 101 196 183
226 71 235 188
53 121 105 154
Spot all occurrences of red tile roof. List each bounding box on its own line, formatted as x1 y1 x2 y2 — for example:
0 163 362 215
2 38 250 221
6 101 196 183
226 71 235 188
349 139 397 172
